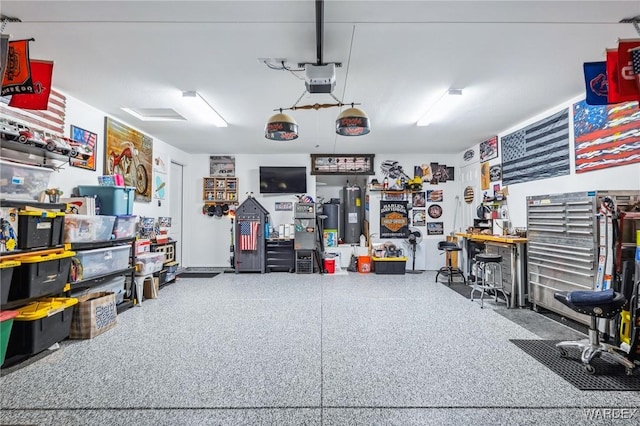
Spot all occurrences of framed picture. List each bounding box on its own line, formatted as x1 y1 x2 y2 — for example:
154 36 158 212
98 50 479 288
69 125 97 171
413 209 426 226
210 155 235 176
427 222 444 235
104 117 153 202
479 136 498 162
310 154 375 175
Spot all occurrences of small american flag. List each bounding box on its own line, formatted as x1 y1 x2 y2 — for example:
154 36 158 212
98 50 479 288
632 47 640 96
239 221 259 251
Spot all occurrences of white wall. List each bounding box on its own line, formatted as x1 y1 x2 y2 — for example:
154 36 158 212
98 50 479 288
186 153 314 268
55 91 639 269
457 95 640 230
365 153 461 271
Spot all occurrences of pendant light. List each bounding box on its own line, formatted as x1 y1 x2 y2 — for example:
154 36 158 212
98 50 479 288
336 104 370 136
264 109 299 141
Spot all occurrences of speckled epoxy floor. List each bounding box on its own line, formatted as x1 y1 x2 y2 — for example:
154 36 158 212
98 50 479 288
1 272 639 425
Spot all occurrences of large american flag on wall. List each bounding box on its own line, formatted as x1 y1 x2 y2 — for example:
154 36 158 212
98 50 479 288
501 108 570 186
573 100 640 173
0 88 66 134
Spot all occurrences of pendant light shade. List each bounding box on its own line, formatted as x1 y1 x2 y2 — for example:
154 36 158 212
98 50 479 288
265 111 299 141
336 106 370 136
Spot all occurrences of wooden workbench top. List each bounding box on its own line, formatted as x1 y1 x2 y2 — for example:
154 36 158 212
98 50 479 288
455 233 528 244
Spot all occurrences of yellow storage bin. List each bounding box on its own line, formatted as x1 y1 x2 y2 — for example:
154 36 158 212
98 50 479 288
9 251 75 302
5 298 78 361
1 260 20 305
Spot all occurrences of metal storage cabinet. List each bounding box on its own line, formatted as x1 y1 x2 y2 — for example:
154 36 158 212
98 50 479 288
526 191 639 325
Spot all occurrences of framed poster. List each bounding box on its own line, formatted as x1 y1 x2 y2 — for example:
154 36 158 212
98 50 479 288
413 209 426 226
104 117 153 202
69 125 97 171
310 154 375 175
380 200 409 238
412 191 426 207
210 155 235 176
479 136 498 162
427 222 444 235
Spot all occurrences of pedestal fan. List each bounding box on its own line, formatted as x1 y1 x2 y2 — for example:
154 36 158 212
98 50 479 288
405 227 423 274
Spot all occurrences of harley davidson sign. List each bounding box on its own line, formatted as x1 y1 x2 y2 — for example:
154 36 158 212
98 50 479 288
380 201 408 238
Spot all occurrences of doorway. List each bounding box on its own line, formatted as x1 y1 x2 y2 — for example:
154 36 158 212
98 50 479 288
170 161 184 265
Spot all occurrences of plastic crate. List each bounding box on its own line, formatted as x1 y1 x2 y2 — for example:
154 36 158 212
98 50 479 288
0 159 53 201
113 215 137 239
0 310 18 365
64 214 116 243
9 251 75 301
152 243 175 264
4 297 78 360
0 260 20 305
77 186 135 216
71 276 126 305
17 211 65 249
73 245 130 281
372 256 407 275
135 252 164 275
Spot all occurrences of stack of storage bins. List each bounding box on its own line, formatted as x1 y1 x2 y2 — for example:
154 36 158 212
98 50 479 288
4 298 78 363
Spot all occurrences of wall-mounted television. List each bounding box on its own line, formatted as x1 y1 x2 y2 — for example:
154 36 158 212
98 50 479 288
259 166 307 194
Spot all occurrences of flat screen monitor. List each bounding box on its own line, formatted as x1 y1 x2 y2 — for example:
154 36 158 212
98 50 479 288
259 166 307 194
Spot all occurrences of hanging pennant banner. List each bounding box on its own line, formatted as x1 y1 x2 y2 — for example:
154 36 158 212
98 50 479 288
8 60 53 110
380 200 408 238
616 38 640 98
1 39 34 96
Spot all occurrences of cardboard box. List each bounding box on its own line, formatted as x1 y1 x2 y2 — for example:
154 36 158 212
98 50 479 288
69 292 118 339
144 277 159 300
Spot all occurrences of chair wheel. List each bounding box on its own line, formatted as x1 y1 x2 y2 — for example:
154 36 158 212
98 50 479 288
584 364 597 375
558 348 568 358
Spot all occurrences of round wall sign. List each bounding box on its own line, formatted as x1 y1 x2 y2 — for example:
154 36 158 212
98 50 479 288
464 186 474 204
428 204 443 219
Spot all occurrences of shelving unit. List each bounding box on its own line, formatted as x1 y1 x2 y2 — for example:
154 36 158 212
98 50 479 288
151 240 180 287
68 237 137 313
203 176 238 205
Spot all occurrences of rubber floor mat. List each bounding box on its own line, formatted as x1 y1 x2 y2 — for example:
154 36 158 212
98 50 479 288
511 339 640 391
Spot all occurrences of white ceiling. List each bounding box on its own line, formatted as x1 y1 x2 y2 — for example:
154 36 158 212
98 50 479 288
2 1 639 155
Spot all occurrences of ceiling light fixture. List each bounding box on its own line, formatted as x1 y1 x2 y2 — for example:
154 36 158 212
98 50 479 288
266 91 369 140
416 88 463 127
265 110 299 141
121 107 186 122
181 90 227 127
336 105 370 136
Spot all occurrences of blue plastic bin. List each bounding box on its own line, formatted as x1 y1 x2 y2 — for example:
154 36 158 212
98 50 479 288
77 186 135 216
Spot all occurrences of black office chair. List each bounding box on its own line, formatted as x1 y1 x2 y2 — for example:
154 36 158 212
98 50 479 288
434 241 466 285
554 289 636 375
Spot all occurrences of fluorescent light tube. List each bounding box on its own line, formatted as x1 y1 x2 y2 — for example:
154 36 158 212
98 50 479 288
416 88 463 126
182 91 228 127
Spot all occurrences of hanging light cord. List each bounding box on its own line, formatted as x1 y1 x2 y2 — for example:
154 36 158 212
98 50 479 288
332 24 357 153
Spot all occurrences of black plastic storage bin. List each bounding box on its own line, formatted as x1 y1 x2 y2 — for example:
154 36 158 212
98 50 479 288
372 257 407 275
8 251 75 301
4 298 78 362
0 260 21 305
17 211 65 249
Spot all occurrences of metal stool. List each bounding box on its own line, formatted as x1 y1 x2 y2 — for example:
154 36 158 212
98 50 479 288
470 253 508 308
435 241 466 285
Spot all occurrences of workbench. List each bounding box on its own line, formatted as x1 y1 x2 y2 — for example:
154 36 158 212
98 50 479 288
455 233 528 307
